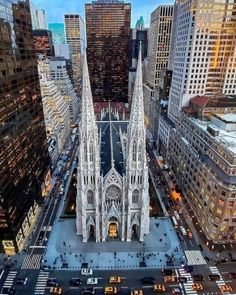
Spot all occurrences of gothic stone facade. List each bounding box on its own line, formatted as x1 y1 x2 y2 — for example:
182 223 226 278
76 49 150 242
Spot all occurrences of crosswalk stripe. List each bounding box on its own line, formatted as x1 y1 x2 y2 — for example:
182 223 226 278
3 271 17 288
185 250 207 265
34 270 49 295
21 254 43 270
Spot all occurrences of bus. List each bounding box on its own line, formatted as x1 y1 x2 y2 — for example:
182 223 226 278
171 216 178 228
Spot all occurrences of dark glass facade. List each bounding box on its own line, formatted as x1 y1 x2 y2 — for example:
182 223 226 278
0 0 50 253
85 0 131 103
33 29 55 57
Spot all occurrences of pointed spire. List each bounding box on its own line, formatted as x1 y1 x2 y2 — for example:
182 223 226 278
129 42 145 132
81 52 96 132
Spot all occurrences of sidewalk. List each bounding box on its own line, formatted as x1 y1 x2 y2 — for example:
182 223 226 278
43 218 186 270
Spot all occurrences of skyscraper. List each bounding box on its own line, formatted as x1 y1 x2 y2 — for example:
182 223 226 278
143 5 173 132
85 0 131 103
168 0 236 122
38 67 70 153
48 23 66 45
64 14 85 95
50 57 79 125
129 17 148 98
29 1 37 30
33 29 55 57
0 0 50 254
36 9 48 29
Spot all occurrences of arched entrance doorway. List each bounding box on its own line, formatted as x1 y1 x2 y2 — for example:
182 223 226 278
89 225 95 240
132 224 138 239
108 217 118 238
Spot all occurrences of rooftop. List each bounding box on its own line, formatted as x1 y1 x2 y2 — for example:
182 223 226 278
215 113 236 124
191 115 236 155
98 110 128 176
190 95 236 109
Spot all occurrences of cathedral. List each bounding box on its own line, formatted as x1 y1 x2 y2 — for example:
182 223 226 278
76 47 150 242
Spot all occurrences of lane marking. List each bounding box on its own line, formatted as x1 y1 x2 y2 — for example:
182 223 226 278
0 270 4 279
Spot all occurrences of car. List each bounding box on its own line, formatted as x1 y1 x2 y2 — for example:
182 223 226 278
130 290 143 295
109 276 122 283
178 277 188 283
87 278 98 285
172 288 182 295
141 276 155 284
192 283 203 291
174 211 180 220
163 276 177 283
16 276 28 285
162 269 173 276
153 284 165 292
104 286 118 294
208 274 220 281
186 229 193 239
50 287 62 294
47 278 59 287
44 205 49 213
192 274 204 282
81 268 93 276
1 287 16 295
38 231 45 242
228 272 236 279
219 285 233 293
180 226 187 236
70 278 82 286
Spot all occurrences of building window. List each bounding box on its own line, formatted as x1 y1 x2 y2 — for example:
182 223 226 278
138 143 142 162
216 208 222 215
89 144 93 162
132 189 139 204
132 141 137 161
84 144 87 162
229 201 234 207
87 190 94 205
218 199 225 206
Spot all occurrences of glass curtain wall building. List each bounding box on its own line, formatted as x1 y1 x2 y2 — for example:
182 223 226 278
0 0 50 254
85 0 131 103
48 23 66 45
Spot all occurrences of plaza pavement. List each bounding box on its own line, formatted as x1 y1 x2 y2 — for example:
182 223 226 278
43 217 186 270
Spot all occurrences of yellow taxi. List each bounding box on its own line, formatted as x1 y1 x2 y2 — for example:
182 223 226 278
219 285 233 293
192 283 203 291
50 287 62 294
109 276 122 284
104 286 118 294
153 284 165 292
130 290 143 295
163 276 177 283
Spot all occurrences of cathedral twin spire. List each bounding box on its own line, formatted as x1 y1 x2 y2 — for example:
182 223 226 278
80 53 97 133
129 43 145 135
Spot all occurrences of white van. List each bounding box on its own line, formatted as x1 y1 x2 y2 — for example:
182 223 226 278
180 225 187 236
174 210 180 220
